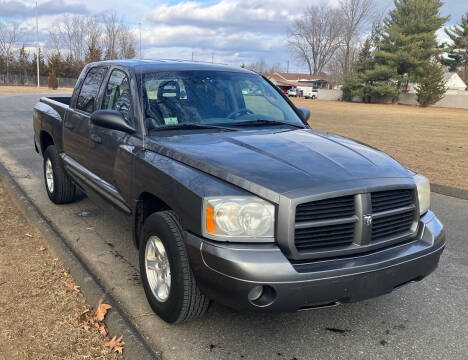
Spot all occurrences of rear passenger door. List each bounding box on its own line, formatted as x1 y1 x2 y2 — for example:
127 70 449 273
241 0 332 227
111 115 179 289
63 66 108 167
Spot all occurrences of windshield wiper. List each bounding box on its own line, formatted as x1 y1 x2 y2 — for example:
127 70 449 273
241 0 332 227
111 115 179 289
149 123 238 132
230 119 305 128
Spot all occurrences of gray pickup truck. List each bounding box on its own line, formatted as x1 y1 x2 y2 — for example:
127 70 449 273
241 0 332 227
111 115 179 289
33 60 445 323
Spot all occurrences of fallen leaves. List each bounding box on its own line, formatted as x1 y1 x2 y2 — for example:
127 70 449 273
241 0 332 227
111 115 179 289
106 335 125 354
95 298 112 321
38 246 46 252
77 298 124 354
25 233 33 238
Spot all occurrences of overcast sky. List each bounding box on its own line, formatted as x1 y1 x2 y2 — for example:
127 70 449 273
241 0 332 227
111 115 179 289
1 0 466 72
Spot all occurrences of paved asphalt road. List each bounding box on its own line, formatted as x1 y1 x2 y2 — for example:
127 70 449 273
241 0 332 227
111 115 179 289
0 94 467 360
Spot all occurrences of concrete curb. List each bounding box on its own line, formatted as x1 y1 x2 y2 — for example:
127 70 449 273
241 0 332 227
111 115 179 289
431 183 468 201
0 161 160 360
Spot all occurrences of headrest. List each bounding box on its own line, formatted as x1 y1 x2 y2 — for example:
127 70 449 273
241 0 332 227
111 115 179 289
158 80 180 100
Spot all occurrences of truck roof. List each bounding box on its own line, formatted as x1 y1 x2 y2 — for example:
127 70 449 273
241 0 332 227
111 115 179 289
90 59 256 75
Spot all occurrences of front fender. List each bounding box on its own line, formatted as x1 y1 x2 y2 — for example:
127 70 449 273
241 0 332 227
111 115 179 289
132 149 250 236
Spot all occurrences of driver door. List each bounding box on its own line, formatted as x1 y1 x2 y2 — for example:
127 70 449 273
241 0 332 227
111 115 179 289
87 68 138 208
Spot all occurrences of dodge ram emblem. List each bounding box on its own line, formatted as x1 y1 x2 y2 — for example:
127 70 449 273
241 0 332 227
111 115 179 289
363 215 373 226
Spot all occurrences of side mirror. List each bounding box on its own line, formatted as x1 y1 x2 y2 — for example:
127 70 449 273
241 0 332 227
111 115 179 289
90 110 136 134
296 106 311 122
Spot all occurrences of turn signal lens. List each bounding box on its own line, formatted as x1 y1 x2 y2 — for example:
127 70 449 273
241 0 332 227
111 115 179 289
205 204 216 234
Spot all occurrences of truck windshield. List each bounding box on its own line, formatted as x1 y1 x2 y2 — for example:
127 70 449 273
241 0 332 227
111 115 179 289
141 71 305 131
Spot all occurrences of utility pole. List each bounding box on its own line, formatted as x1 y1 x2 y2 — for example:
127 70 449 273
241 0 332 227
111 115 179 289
139 22 142 59
35 1 40 88
287 60 290 74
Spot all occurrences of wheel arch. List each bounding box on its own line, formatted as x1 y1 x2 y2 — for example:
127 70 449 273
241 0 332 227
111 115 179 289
39 130 54 154
133 192 172 248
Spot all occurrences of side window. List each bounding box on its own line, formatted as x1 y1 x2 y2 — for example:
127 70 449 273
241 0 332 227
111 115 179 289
76 67 107 113
102 70 133 125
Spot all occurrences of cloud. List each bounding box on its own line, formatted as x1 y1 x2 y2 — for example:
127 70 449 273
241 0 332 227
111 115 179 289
145 0 307 35
0 0 89 19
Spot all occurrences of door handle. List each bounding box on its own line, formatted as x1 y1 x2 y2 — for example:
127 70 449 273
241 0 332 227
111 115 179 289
90 133 102 144
64 121 74 130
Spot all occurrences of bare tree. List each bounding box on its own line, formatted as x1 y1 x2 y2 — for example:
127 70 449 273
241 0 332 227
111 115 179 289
103 12 120 60
117 24 136 59
85 17 103 62
53 15 88 63
0 21 20 82
287 4 343 75
246 58 269 75
339 0 376 79
48 25 63 54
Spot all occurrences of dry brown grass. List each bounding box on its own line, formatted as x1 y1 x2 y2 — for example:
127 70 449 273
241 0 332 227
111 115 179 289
292 98 468 190
0 178 122 360
0 85 73 95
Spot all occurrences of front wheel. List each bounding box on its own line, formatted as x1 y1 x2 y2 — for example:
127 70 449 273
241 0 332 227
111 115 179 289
139 211 210 323
43 145 76 204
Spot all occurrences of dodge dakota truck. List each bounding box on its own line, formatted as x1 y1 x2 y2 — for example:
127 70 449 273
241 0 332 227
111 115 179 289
33 60 445 323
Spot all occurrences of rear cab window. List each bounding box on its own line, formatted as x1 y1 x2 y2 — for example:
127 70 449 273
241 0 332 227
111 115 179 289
76 66 108 113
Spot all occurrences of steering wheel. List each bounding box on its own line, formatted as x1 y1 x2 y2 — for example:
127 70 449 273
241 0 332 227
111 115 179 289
227 108 254 119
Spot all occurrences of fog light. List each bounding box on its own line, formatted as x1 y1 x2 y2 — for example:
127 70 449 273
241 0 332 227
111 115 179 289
248 286 264 302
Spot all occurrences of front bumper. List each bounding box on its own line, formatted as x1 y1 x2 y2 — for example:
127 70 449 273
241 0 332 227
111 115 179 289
185 211 445 311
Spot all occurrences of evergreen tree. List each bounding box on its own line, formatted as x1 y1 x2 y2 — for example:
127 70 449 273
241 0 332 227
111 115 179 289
18 44 30 81
85 43 102 63
416 61 447 106
342 24 398 102
377 0 448 89
444 12 468 83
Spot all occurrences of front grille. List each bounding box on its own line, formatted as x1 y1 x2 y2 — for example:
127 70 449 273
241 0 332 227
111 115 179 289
295 222 354 251
371 189 416 242
292 188 417 258
294 195 355 252
371 210 414 241
371 189 413 212
295 195 354 222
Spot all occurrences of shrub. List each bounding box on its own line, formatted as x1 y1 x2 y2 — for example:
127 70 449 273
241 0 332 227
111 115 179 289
48 71 58 89
416 63 447 107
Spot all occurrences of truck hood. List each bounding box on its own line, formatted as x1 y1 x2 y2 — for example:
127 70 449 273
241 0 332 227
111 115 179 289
146 127 411 202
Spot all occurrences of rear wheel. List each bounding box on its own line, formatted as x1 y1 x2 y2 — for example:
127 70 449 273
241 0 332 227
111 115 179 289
43 145 76 204
139 211 210 323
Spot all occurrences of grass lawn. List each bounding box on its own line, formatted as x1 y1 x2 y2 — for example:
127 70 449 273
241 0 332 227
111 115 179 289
0 85 73 95
292 98 468 190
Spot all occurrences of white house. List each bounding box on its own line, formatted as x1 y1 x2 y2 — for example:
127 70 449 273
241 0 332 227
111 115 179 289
408 72 467 93
444 72 467 91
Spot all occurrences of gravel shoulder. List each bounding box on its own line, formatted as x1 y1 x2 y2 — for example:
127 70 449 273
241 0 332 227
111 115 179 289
0 177 123 360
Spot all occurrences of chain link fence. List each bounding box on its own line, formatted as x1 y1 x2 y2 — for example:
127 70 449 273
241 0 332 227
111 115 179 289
0 73 77 88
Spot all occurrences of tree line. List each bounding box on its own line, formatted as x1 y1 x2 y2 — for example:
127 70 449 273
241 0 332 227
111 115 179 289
284 0 467 106
0 12 137 85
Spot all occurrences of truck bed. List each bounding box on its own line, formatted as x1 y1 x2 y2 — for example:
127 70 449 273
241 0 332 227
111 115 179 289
44 96 71 106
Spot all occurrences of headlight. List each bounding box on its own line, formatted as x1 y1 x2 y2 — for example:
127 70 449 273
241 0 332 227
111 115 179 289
414 174 430 215
203 197 275 242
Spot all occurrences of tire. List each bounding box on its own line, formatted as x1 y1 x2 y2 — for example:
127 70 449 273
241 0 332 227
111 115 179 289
139 211 210 323
43 145 76 204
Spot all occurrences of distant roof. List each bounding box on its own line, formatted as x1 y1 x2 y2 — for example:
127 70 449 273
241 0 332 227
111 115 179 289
269 72 327 82
89 59 255 74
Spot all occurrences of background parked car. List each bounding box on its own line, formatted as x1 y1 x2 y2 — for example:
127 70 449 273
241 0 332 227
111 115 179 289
287 88 298 97
303 88 318 99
